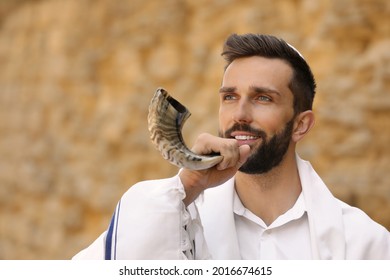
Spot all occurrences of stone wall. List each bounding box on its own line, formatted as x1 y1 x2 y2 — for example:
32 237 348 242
0 0 389 259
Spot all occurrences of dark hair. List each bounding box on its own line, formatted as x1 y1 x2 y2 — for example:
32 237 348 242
221 33 316 113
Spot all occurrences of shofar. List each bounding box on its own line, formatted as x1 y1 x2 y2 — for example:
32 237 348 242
148 88 223 170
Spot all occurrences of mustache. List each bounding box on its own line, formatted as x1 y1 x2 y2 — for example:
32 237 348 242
221 123 267 140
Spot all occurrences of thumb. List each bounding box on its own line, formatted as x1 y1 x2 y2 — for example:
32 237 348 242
236 144 251 169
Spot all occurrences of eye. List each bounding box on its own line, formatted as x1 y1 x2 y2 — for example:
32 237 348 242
256 95 272 102
222 94 237 101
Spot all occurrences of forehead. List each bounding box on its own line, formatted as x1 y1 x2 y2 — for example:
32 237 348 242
222 56 293 92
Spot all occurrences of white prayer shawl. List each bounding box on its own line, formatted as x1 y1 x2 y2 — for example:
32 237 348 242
73 156 390 260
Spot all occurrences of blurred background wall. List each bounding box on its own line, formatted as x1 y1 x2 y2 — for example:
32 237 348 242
0 0 389 259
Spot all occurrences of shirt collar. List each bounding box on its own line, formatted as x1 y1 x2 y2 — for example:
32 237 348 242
233 189 307 229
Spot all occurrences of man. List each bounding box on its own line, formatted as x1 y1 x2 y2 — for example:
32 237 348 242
74 33 390 259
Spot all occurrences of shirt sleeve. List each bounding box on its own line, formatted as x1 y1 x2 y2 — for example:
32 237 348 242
72 175 209 260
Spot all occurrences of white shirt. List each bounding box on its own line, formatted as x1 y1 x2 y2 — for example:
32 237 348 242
233 191 312 259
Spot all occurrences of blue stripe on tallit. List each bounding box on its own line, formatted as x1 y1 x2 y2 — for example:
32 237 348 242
104 200 121 260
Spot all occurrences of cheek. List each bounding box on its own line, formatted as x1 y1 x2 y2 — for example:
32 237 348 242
218 107 229 131
255 109 292 135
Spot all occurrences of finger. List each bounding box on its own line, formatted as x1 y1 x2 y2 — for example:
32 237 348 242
191 133 220 155
216 140 241 170
236 144 251 168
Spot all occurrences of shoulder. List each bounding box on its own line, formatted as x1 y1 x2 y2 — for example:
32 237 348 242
337 200 390 259
121 175 186 208
338 199 387 235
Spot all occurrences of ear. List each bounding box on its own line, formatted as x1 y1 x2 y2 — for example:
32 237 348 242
292 110 315 143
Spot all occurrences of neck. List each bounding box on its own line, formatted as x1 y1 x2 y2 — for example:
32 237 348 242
235 151 301 226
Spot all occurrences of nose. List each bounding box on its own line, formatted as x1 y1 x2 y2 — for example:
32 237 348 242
232 99 252 124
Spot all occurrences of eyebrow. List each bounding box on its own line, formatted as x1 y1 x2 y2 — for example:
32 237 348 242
219 85 281 96
219 86 236 93
250 85 281 96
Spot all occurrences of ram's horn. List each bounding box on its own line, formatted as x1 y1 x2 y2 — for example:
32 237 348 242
148 88 223 170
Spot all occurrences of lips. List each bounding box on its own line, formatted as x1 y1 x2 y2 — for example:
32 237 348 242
230 131 262 146
223 123 265 146
231 131 260 139
234 135 259 140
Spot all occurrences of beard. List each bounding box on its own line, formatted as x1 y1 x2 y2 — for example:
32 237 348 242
219 118 295 174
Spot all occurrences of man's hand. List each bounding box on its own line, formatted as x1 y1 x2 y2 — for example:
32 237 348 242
180 133 251 206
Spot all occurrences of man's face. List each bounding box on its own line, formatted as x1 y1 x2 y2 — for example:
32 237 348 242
218 56 295 174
